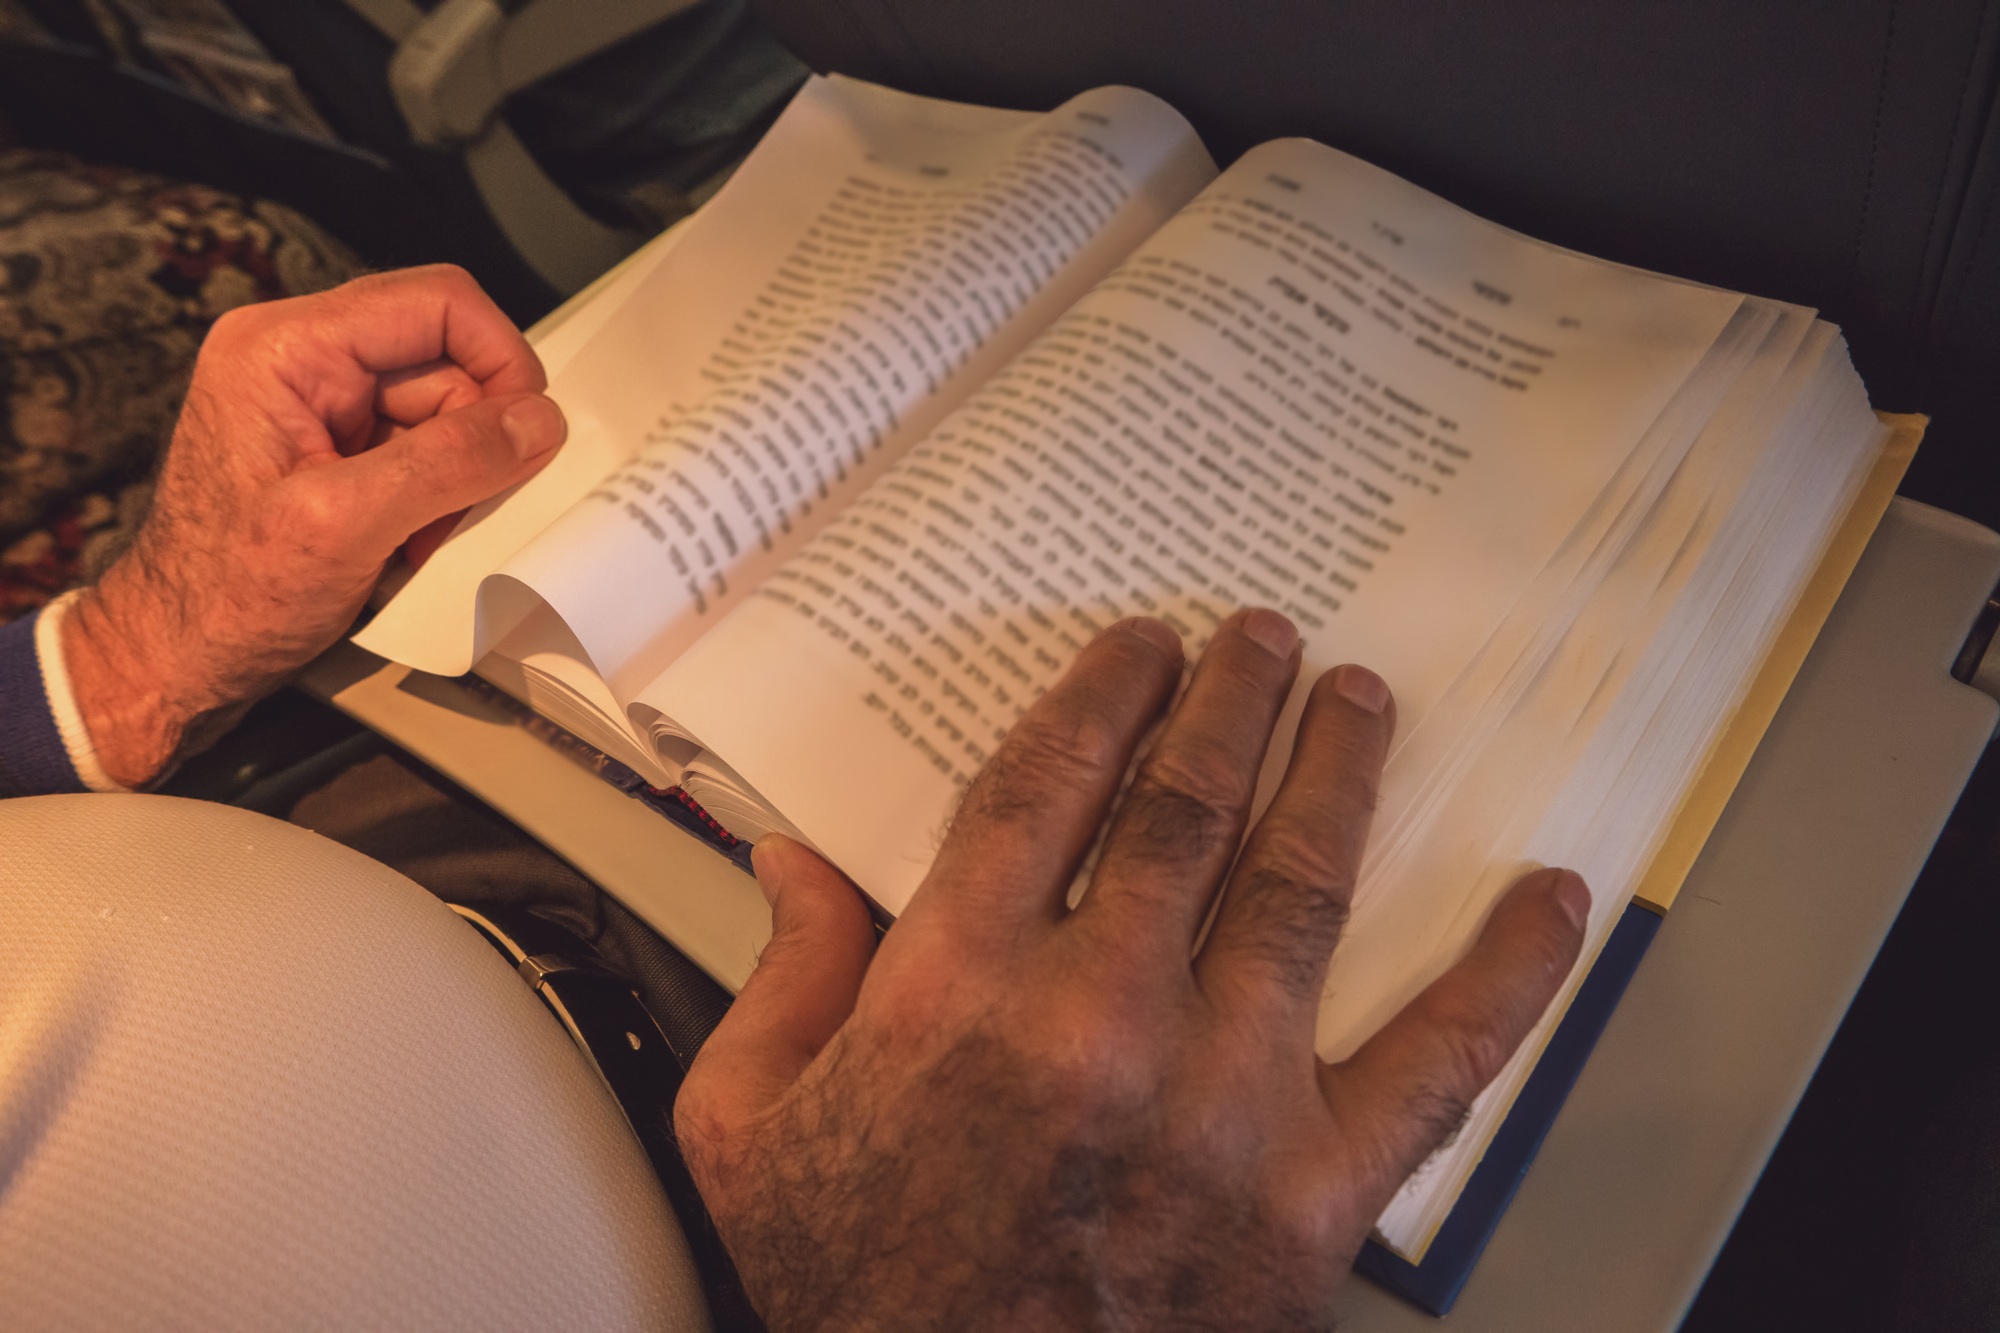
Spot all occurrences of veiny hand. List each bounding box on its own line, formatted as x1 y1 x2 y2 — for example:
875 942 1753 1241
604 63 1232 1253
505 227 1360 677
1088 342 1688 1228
62 265 565 786
677 609 1590 1331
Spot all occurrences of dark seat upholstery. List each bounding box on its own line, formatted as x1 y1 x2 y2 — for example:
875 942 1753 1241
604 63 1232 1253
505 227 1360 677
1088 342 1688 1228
749 0 2000 529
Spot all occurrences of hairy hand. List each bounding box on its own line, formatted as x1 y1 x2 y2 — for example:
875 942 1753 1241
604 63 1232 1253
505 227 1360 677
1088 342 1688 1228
63 265 565 786
677 609 1590 1331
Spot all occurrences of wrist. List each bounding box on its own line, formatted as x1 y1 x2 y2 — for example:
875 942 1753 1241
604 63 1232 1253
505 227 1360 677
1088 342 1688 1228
61 567 211 789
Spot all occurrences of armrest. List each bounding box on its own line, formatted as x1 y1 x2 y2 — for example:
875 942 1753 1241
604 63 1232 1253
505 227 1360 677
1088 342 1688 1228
386 0 705 147
343 0 686 295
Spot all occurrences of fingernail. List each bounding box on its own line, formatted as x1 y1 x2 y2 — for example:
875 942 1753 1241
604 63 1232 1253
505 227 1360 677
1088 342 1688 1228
1330 663 1390 714
1550 869 1591 932
750 834 789 908
1116 616 1183 660
503 395 565 460
1240 607 1299 660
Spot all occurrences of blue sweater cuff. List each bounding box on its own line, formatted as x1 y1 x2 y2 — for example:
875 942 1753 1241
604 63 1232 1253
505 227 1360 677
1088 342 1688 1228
0 608 88 798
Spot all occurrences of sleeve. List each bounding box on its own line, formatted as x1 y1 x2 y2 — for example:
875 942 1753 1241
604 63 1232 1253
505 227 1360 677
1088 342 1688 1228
0 591 129 797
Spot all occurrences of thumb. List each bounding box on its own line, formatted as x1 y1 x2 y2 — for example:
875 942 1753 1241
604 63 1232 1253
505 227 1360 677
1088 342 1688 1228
681 835 877 1125
307 391 566 558
1320 867 1589 1200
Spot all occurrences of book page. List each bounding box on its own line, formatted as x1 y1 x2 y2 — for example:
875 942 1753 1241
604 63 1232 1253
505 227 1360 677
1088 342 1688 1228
1320 303 1818 1057
1356 299 1787 897
648 138 1742 912
358 76 1215 684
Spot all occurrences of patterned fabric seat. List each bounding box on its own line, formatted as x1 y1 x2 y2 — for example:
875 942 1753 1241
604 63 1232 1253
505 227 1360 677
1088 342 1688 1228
0 149 358 620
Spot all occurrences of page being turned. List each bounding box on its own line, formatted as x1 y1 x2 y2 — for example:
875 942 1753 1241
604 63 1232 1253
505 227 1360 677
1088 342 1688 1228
351 223 684 674
360 77 1212 679
652 137 1742 912
463 79 1219 708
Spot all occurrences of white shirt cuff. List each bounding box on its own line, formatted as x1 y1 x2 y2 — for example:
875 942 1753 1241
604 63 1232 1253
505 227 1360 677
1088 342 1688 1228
36 590 132 794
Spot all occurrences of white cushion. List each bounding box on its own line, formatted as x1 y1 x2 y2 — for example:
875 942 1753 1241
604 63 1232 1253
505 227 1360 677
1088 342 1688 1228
0 793 710 1332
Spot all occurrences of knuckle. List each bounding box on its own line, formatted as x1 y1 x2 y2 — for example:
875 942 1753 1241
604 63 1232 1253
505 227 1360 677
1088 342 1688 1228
1020 702 1128 772
1249 820 1355 898
409 261 475 291
1008 964 1168 1096
1427 1008 1513 1101
1262 1174 1345 1258
860 952 973 1036
672 1055 766 1164
234 316 317 381
960 709 1123 824
1113 773 1235 866
1401 1075 1477 1153
320 272 386 313
1142 740 1249 819
1346 1072 1475 1194
670 1075 744 1193
1018 1001 1157 1107
671 1070 725 1150
196 303 278 371
951 755 1040 830
1220 866 1350 997
204 302 258 345
273 480 347 546
401 418 492 488
414 410 480 460
378 263 484 308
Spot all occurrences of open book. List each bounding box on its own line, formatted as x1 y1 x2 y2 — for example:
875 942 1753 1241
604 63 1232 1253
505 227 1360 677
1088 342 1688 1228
358 75 1892 1260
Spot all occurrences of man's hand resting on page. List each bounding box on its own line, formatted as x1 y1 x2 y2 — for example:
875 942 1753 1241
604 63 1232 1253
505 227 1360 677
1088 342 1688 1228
678 608 1591 1331
61 265 565 788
